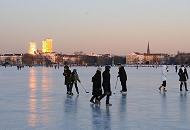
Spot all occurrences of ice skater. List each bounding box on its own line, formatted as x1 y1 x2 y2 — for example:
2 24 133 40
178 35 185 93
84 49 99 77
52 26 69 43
178 65 189 91
90 67 102 104
63 65 73 95
159 65 168 92
71 69 81 95
118 64 127 93
97 66 112 106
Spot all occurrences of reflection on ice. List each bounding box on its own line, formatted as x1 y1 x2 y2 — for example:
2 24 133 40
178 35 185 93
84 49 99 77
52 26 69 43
28 67 51 127
40 68 50 125
64 95 79 114
179 92 188 125
91 104 111 130
119 95 127 117
28 68 37 127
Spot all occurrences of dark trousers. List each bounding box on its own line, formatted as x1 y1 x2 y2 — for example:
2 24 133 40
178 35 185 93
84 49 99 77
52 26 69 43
98 93 110 104
90 95 99 102
162 81 166 87
180 81 188 91
121 81 127 92
72 83 79 94
66 85 69 93
66 84 73 93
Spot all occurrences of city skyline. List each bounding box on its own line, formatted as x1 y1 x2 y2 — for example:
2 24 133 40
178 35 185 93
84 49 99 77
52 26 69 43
0 0 190 55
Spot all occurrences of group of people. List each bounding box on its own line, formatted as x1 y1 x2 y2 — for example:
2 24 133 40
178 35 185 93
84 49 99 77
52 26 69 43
63 65 81 95
63 64 128 106
63 64 189 106
159 65 189 92
89 64 127 106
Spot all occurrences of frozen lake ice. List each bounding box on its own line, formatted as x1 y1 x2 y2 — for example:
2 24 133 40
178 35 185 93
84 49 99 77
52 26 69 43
0 66 190 130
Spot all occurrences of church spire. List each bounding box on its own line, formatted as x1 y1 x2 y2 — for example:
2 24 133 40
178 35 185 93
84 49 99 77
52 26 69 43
147 41 150 54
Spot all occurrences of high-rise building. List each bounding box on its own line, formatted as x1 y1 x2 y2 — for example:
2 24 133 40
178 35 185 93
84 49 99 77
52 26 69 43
29 42 37 55
42 38 53 53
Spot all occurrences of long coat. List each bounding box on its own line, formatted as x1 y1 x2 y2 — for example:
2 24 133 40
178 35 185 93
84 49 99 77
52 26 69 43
63 69 72 85
178 67 189 81
102 69 111 95
92 71 102 96
118 66 127 83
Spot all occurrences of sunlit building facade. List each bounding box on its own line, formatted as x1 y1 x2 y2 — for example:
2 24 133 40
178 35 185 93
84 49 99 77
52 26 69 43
29 42 37 55
127 43 169 64
42 39 53 53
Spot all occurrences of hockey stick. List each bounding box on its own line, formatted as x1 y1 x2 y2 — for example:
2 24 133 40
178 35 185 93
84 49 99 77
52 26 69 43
113 77 118 94
79 82 89 93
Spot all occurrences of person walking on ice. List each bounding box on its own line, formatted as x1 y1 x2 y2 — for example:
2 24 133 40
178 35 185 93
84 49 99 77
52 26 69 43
118 64 127 94
90 67 102 104
159 65 168 92
63 65 73 95
97 66 112 106
178 65 189 91
71 69 81 95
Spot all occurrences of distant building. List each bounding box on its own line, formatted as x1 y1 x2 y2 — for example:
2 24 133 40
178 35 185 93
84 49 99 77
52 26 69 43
0 54 23 65
127 52 144 64
127 42 169 64
61 53 126 66
175 52 190 65
42 38 53 53
143 53 169 64
29 42 37 55
42 52 56 63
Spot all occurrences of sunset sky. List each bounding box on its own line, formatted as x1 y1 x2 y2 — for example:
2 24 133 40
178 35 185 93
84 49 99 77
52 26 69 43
0 0 190 55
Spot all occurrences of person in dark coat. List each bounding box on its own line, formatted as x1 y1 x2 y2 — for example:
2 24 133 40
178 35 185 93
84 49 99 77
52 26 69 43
71 69 81 94
90 67 102 104
97 66 112 106
63 65 72 95
118 64 127 93
178 65 189 91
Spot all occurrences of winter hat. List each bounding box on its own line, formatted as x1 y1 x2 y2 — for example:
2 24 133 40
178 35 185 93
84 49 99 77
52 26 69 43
97 67 102 72
105 65 111 70
181 65 185 72
73 69 77 72
118 63 122 68
64 65 69 69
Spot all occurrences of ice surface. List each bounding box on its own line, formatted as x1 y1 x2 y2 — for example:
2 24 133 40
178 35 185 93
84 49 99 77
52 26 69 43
0 66 190 130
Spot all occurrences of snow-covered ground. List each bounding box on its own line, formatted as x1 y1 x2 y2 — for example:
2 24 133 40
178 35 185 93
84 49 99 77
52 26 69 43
0 66 190 130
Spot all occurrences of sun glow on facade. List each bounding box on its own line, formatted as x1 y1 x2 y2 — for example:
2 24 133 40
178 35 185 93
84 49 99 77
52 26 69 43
29 42 37 55
42 39 53 53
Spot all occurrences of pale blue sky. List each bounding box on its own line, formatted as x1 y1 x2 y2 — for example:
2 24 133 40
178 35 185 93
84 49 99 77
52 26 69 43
0 0 190 55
